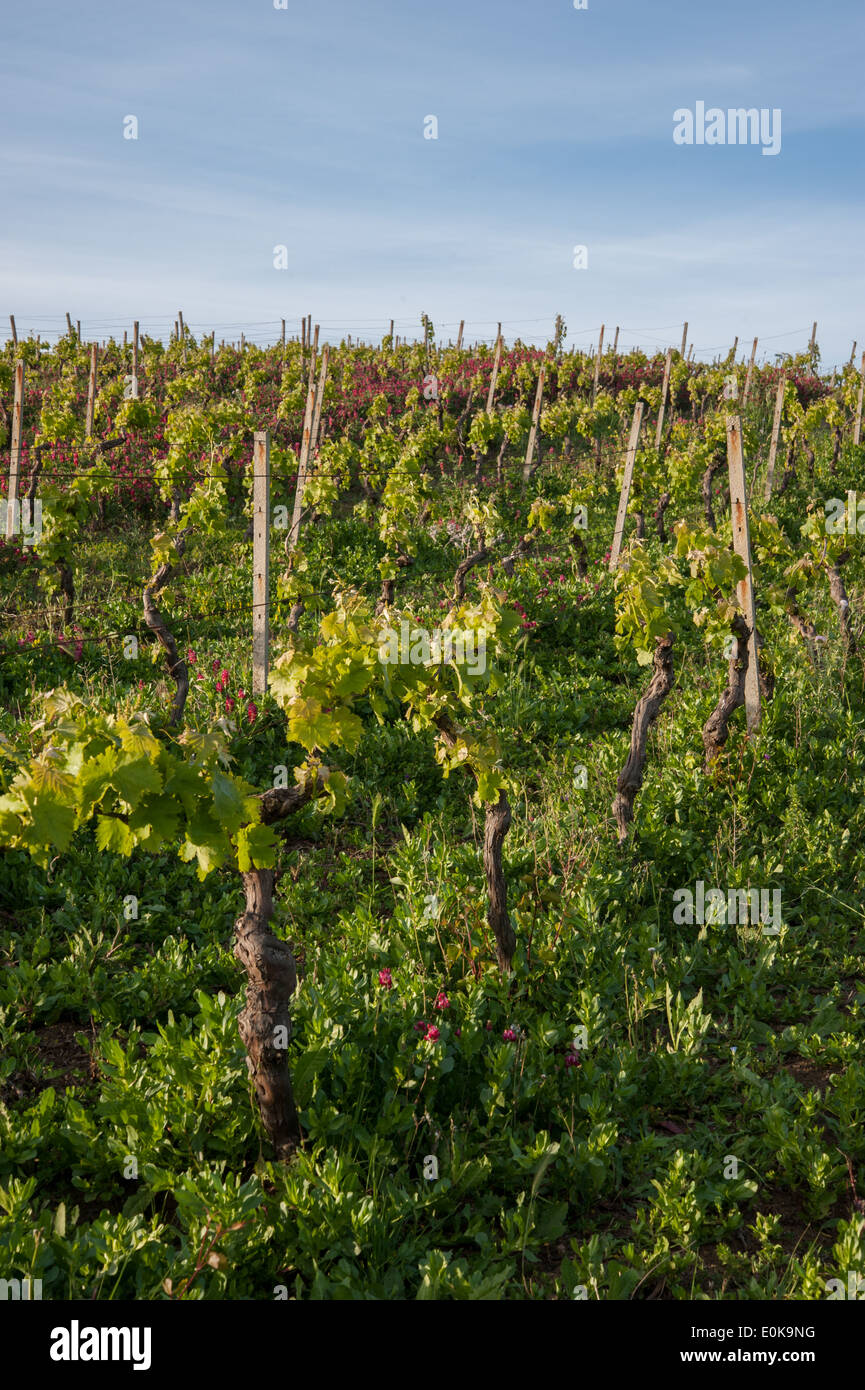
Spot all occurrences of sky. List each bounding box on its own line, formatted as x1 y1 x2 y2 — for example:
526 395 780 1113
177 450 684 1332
1 0 863 366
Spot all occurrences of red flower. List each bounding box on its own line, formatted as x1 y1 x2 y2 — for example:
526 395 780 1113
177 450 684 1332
434 991 450 1011
247 702 258 723
225 697 236 713
425 1025 440 1042
502 1028 518 1042
378 968 392 989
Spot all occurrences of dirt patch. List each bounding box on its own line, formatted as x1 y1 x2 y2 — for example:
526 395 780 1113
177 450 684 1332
0 1021 96 1102
780 1057 839 1094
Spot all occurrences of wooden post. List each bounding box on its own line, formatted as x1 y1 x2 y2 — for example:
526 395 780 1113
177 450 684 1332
485 335 502 412
730 335 738 359
281 319 286 349
522 364 546 481
457 320 464 350
9 315 16 347
608 402 644 570
178 311 185 340
6 361 24 541
726 416 760 733
592 324 605 401
85 344 97 437
612 326 619 356
66 312 73 336
849 342 857 367
252 431 270 695
311 323 319 359
655 348 672 448
76 320 81 340
288 375 317 552
241 333 246 352
497 321 501 341
306 314 312 350
743 337 758 404
809 321 817 352
854 352 865 447
132 320 139 383
680 322 688 357
764 372 786 499
309 344 330 461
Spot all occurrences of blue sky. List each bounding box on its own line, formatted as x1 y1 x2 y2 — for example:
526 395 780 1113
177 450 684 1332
2 0 862 365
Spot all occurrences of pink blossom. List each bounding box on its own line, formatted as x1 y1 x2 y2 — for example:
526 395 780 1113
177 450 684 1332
434 991 450 1011
247 702 258 723
425 1025 440 1042
502 1028 518 1042
378 968 392 989
225 697 235 713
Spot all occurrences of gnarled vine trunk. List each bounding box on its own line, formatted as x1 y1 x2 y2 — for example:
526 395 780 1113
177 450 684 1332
234 867 301 1159
233 770 328 1158
484 791 515 972
143 534 189 727
612 634 675 843
702 615 749 769
826 559 857 655
655 492 671 543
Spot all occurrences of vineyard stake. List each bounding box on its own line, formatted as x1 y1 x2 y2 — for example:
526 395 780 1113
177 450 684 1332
592 324 605 402
9 315 16 347
726 415 761 732
522 363 546 481
309 343 330 463
5 361 24 541
66 312 73 336
485 335 502 412
655 347 672 448
743 337 758 404
849 342 857 366
85 344 98 437
809 321 817 352
680 322 688 357
288 372 318 552
763 371 786 499
612 325 619 355
609 401 644 570
730 335 738 359
252 431 270 695
854 352 865 447
457 320 464 350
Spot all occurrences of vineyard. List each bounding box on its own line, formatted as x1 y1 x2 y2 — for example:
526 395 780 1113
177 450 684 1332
1 318 864 1302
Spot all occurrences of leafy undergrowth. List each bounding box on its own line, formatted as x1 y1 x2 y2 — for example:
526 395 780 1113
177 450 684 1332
1 337 864 1299
2 515 865 1300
